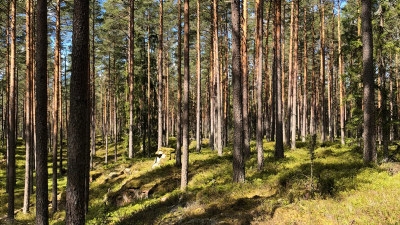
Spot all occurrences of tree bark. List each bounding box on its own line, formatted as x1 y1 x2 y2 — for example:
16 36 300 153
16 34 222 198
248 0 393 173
209 12 215 151
328 7 335 142
7 0 17 220
66 0 90 223
286 0 294 147
301 8 308 142
361 0 376 164
52 0 61 213
213 0 222 156
310 15 317 136
195 0 202 153
338 0 345 145
147 19 151 156
90 0 97 168
242 0 250 159
176 0 182 166
274 0 284 159
256 0 264 170
23 0 33 214
290 0 299 149
128 0 134 158
181 0 190 191
377 5 389 159
319 0 326 142
232 0 245 183
36 0 49 223
265 1 273 141
157 0 164 151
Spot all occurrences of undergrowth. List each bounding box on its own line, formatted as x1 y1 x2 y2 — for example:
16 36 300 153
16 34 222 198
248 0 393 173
1 137 400 224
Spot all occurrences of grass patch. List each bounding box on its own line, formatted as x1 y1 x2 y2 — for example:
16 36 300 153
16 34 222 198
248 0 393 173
1 137 400 224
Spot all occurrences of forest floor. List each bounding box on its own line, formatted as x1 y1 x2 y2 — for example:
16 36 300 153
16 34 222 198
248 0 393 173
1 137 400 224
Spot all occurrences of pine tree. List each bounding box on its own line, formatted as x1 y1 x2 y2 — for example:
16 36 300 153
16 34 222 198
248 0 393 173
181 0 190 190
195 0 202 153
128 0 135 159
66 0 90 223
157 0 164 151
255 0 264 170
176 0 182 166
231 0 245 183
23 0 33 214
361 0 376 164
7 0 16 220
52 0 61 213
36 0 49 222
274 0 284 159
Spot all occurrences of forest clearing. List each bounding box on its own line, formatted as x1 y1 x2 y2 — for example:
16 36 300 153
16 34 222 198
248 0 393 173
2 0 400 223
1 137 400 224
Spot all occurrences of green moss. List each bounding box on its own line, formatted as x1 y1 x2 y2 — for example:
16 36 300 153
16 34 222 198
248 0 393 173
2 138 400 224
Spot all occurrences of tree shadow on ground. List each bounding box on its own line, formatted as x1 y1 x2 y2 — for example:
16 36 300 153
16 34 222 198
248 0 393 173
248 146 376 202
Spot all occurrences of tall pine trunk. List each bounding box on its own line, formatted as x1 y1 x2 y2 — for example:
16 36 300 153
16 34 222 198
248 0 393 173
232 0 245 183
52 0 61 213
301 8 308 142
147 20 151 156
7 0 16 220
181 0 190 190
36 0 49 222
274 0 284 159
90 0 97 168
213 0 222 156
338 0 345 145
290 0 299 149
195 0 202 153
242 0 250 159
319 0 326 142
265 1 273 141
128 0 135 159
23 0 33 214
256 0 264 170
286 0 294 147
361 0 376 164
176 0 182 165
157 0 164 151
66 0 90 222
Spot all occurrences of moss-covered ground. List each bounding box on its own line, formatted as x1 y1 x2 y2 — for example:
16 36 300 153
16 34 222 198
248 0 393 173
1 137 400 224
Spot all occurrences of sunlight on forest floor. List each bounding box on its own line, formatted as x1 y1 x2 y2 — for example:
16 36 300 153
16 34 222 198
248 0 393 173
1 137 400 224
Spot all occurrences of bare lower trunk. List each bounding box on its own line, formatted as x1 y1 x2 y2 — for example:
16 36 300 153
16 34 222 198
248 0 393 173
195 0 201 153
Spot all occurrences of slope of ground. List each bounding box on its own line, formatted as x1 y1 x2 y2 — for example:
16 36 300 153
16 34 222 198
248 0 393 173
1 138 400 224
